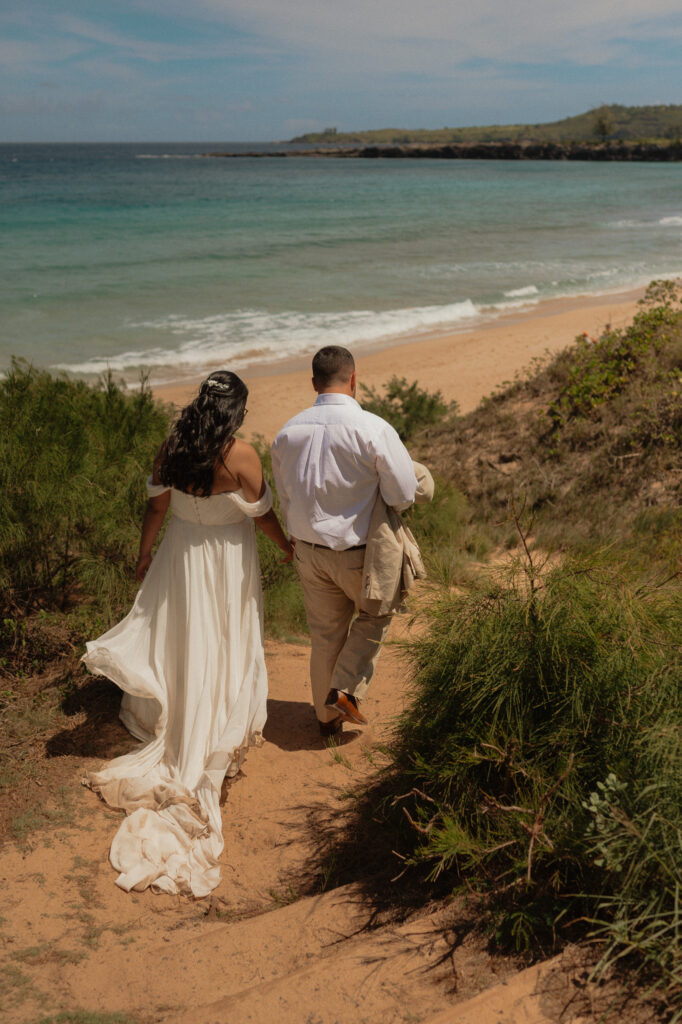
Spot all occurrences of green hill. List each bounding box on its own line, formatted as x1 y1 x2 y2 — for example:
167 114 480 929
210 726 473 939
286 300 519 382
290 104 682 147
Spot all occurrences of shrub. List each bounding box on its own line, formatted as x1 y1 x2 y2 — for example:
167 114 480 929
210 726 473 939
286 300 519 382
0 361 169 620
386 549 681 1001
359 376 457 442
546 281 682 432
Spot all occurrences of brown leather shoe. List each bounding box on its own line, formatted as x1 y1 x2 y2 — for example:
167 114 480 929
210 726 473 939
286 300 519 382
318 716 343 737
324 688 368 725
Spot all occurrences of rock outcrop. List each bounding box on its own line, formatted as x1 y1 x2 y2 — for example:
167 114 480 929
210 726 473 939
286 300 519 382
206 140 682 161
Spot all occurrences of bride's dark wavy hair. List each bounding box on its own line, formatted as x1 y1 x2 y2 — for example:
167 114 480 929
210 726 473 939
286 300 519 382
158 370 248 496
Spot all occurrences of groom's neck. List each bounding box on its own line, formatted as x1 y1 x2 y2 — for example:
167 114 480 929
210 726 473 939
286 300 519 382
313 372 357 399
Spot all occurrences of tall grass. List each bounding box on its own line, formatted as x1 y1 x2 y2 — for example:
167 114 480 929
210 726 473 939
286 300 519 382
385 546 681 1007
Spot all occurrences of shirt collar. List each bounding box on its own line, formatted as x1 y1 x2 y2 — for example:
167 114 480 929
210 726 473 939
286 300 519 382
314 393 359 407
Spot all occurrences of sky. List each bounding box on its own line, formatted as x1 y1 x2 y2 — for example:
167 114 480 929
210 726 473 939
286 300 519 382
1 0 681 142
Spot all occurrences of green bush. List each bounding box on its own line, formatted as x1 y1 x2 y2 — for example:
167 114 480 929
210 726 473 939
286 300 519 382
386 551 681 1001
359 376 457 441
546 280 682 432
0 361 169 620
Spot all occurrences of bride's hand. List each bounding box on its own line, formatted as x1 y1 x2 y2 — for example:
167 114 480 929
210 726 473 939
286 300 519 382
280 540 295 564
136 554 152 581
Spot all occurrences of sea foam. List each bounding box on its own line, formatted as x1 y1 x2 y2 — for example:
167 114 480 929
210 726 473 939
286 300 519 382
610 216 682 229
503 285 540 298
51 299 483 379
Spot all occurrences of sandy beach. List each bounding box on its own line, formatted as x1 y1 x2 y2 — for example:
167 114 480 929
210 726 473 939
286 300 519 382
153 289 644 440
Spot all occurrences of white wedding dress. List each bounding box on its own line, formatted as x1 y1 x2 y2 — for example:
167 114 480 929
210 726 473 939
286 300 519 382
82 478 272 898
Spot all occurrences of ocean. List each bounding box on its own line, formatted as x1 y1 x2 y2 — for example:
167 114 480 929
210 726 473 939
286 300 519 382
2 142 681 386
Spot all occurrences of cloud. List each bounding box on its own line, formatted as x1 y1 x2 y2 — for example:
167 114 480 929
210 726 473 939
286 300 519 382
161 0 682 67
54 13 275 62
0 37 85 72
4 1 681 81
1 1 680 140
75 58 144 82
0 7 280 78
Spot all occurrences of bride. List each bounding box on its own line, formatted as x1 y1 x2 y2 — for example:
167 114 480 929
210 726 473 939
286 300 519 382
82 371 293 897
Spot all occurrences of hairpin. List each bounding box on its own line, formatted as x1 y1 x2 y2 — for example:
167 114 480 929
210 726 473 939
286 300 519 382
205 378 232 392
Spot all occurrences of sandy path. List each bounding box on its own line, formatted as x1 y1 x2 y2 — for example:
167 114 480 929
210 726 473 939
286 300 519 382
1 621 543 1023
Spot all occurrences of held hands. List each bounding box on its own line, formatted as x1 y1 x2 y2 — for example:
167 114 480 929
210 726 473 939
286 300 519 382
136 553 152 581
280 538 295 564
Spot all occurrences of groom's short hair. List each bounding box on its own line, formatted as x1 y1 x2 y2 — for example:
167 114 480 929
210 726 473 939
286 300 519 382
312 346 355 390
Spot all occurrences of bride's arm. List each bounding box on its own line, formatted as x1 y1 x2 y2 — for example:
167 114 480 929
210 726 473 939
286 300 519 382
136 448 171 581
254 507 294 562
228 441 294 562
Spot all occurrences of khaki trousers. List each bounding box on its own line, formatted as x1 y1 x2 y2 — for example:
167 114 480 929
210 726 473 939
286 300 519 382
293 541 393 723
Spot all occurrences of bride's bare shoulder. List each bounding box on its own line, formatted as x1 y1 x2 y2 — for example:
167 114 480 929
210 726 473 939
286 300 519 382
221 440 265 501
225 438 262 468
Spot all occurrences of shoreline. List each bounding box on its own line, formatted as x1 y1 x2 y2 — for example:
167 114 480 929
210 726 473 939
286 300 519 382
152 286 645 442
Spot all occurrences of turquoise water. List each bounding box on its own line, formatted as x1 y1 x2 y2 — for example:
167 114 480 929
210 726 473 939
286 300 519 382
2 142 681 384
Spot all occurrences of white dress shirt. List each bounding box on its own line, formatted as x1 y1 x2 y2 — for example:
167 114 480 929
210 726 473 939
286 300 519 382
271 393 417 550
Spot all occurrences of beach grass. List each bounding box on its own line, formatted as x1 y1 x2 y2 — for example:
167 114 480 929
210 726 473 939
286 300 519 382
390 544 681 1007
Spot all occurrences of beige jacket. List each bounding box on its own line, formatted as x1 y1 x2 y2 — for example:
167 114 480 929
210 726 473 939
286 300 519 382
360 461 434 615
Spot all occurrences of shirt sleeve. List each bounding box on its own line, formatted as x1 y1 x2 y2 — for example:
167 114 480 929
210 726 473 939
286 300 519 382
374 424 417 512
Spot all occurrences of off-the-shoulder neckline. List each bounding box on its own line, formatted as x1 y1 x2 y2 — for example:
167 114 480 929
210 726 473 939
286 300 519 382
175 484 270 505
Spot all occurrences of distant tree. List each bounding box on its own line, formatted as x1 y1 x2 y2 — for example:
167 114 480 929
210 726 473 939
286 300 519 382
593 111 613 143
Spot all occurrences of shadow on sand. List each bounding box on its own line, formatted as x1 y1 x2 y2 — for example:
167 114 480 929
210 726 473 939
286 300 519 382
45 683 357 762
45 676 136 761
264 697 359 751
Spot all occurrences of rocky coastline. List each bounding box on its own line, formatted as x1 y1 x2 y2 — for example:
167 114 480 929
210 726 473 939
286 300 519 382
206 140 682 161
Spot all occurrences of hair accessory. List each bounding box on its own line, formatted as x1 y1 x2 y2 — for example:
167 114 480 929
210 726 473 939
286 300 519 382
205 378 232 392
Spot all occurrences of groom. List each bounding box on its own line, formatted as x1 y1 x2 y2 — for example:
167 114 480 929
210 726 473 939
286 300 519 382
271 346 418 736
